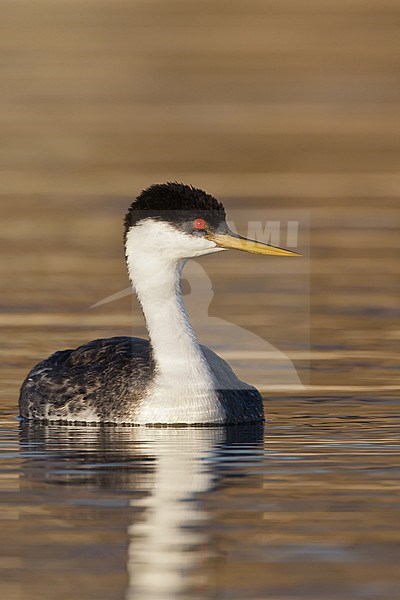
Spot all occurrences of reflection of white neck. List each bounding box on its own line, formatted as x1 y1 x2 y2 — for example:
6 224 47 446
126 224 225 424
126 428 223 600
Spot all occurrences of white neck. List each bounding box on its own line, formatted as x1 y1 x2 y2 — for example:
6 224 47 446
130 254 212 383
125 222 225 424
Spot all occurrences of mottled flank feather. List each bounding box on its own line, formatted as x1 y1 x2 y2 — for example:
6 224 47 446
19 337 154 423
19 337 264 425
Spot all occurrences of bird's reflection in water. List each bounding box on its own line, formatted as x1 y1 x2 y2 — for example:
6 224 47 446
19 421 264 600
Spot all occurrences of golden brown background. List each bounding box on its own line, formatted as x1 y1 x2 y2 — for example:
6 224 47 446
0 3 400 600
1 0 399 395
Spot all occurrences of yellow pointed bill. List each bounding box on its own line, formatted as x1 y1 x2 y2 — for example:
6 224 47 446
206 231 301 256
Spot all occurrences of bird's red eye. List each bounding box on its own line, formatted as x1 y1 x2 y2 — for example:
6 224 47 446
193 218 207 230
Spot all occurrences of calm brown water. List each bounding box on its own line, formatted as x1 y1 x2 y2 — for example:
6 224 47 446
0 401 399 600
1 1 400 598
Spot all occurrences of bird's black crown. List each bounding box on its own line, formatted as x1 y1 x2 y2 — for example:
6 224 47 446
124 182 226 238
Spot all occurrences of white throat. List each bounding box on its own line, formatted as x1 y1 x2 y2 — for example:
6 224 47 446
125 220 226 424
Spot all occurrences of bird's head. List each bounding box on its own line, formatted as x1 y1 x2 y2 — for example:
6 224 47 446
124 182 300 261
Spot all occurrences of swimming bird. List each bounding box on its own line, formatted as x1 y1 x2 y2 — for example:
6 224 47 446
19 183 299 425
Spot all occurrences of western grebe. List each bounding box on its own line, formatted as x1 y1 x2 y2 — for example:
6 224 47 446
19 183 299 425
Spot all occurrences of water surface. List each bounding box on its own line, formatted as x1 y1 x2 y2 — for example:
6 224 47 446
1 399 399 600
